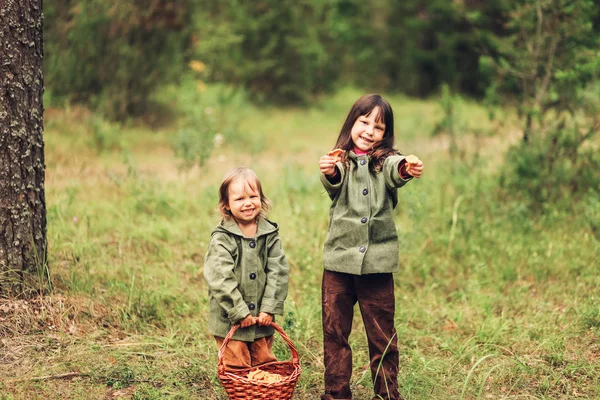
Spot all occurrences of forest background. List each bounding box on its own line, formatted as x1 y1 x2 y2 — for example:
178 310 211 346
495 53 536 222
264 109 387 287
1 0 600 399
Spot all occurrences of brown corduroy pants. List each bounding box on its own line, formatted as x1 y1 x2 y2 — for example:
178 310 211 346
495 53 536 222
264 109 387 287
215 335 277 369
321 270 401 400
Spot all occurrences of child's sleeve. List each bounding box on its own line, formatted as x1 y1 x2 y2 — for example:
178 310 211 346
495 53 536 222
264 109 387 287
260 232 290 316
320 161 345 200
203 233 249 324
383 155 413 189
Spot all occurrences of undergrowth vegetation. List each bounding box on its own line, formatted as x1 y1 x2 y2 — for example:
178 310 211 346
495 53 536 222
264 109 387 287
1 88 598 399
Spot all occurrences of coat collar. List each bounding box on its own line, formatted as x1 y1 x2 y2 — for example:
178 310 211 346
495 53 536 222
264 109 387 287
217 217 278 238
348 150 368 162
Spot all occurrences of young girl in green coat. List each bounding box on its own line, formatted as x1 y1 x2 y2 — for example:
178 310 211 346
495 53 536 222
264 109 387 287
204 167 290 369
318 94 424 400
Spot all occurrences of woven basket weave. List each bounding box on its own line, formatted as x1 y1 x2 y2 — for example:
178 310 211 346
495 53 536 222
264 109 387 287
217 322 302 400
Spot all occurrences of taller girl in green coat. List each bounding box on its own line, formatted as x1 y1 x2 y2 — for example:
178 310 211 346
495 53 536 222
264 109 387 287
318 94 424 400
204 167 289 369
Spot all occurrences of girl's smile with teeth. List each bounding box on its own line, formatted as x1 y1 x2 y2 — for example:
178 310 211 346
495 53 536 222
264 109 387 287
226 178 263 226
350 106 386 152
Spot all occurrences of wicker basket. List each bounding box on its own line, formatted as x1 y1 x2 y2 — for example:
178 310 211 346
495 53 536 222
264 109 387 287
217 322 302 400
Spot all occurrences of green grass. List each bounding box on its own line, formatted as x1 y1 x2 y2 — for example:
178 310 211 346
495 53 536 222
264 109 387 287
1 87 598 399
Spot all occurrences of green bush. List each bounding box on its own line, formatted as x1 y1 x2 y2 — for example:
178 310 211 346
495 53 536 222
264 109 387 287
86 114 122 153
581 189 600 241
501 125 600 207
380 1 508 97
165 78 249 169
45 0 197 120
193 0 341 104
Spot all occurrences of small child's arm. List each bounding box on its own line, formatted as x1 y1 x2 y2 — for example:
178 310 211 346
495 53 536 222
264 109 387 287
256 312 273 326
402 155 423 179
384 154 424 189
319 153 345 199
203 234 251 325
260 232 290 318
240 314 257 328
319 153 339 178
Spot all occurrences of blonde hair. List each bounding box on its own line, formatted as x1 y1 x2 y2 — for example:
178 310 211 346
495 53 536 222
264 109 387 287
217 167 271 221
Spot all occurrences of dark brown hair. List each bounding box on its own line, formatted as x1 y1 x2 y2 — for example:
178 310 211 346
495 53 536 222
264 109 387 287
217 167 271 221
333 94 399 171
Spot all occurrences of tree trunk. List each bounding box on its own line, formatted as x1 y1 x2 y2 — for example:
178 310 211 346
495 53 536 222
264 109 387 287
0 0 49 297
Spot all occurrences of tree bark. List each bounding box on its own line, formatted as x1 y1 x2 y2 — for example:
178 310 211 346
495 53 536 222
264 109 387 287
0 0 48 297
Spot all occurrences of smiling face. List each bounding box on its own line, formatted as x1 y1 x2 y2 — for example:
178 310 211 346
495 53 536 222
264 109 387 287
350 106 386 152
225 177 262 226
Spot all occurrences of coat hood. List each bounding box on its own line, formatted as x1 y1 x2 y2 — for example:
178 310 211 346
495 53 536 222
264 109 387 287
212 217 279 238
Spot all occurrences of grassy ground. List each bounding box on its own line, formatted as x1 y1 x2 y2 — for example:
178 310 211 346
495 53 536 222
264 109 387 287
1 87 599 399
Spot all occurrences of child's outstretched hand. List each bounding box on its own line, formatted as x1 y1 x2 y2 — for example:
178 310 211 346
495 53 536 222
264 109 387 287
404 155 424 179
256 312 273 326
239 314 256 328
319 154 338 177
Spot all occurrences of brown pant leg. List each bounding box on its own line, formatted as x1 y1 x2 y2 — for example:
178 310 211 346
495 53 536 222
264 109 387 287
322 270 356 400
356 273 400 400
215 336 252 369
250 335 278 366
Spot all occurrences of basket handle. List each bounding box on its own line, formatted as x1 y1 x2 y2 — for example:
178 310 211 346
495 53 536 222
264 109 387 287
217 321 300 374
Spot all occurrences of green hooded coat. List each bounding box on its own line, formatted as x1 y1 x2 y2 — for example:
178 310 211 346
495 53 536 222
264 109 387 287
320 151 412 275
203 217 289 342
